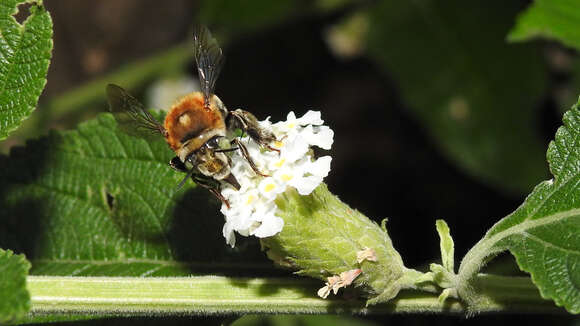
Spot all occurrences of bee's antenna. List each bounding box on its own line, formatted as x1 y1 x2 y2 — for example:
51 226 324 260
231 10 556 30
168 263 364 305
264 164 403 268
214 147 239 153
176 168 196 190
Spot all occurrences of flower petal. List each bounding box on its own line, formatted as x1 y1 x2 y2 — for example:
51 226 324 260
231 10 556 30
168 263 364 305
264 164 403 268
291 175 323 195
223 221 237 247
303 125 334 150
307 156 332 177
297 110 324 125
250 210 285 238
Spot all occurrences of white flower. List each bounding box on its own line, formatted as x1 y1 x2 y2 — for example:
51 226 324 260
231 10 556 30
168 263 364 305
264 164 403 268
272 111 324 136
219 111 334 247
272 156 332 195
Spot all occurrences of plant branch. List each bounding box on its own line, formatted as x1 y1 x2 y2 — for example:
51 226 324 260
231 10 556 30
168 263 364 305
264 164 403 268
24 274 563 323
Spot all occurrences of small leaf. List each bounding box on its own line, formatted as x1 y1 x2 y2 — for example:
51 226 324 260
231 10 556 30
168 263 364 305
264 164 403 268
459 97 580 313
366 0 547 193
436 220 454 273
0 248 30 324
0 113 260 276
508 0 580 51
0 0 53 140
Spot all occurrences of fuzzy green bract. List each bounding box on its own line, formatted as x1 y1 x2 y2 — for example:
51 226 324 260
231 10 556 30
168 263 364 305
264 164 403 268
508 0 580 51
262 185 407 305
0 113 235 277
0 248 30 323
0 0 53 140
458 98 580 314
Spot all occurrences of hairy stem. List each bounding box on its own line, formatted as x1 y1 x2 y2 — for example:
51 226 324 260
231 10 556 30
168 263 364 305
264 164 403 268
25 274 562 322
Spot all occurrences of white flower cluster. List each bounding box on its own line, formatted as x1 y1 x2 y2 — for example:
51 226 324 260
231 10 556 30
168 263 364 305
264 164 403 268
220 111 334 247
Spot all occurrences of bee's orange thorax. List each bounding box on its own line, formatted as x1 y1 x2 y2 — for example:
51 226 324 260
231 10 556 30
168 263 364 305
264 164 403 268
164 92 226 156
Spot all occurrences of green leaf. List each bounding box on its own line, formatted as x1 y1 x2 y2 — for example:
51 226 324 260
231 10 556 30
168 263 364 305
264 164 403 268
436 220 454 273
0 0 53 140
458 97 580 314
0 248 30 324
366 0 547 194
508 0 580 51
0 112 260 276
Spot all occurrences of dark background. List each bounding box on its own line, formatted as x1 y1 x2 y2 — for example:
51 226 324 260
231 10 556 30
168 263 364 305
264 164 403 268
10 0 577 325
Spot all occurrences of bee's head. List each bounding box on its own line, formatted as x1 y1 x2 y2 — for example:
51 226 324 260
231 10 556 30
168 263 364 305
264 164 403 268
191 146 231 180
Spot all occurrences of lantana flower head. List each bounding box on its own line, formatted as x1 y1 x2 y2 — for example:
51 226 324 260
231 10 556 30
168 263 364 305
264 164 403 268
219 110 334 246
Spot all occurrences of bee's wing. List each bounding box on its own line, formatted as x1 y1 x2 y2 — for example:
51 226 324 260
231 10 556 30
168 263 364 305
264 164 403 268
193 24 225 108
106 84 167 140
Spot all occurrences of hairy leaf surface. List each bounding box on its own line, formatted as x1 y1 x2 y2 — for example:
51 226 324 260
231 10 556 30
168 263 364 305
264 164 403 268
459 98 580 313
0 113 263 276
0 0 52 140
0 248 30 323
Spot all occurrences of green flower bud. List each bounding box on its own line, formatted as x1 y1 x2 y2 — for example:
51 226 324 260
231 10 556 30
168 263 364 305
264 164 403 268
261 184 409 304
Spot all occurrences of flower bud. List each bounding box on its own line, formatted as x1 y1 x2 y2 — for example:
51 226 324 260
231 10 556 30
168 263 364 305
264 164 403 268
261 184 407 304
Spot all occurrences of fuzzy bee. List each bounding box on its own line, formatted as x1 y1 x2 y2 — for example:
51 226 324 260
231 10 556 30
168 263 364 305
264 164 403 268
107 25 277 208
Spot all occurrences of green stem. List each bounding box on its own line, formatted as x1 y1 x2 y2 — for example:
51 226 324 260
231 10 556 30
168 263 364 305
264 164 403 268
25 274 562 322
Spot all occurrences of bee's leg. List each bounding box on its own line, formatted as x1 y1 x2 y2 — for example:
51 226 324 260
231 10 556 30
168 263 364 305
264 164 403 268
192 173 231 209
209 188 230 209
169 156 188 172
228 109 278 151
232 138 269 177
265 144 281 154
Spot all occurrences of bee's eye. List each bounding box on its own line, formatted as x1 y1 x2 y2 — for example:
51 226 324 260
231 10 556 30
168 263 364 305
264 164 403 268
206 136 221 149
185 152 198 165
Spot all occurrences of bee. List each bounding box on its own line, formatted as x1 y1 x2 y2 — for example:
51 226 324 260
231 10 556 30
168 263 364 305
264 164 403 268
107 25 278 208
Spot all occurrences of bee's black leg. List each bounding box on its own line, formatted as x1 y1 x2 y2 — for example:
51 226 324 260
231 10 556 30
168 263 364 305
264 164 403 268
192 173 230 209
169 156 188 172
266 144 280 154
232 138 269 177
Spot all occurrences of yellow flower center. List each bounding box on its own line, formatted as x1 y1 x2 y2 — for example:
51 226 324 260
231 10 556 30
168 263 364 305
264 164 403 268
274 158 286 168
264 183 276 192
245 194 256 205
281 174 293 182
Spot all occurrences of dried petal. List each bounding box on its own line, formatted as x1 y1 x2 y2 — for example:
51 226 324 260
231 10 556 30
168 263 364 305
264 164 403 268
357 247 378 263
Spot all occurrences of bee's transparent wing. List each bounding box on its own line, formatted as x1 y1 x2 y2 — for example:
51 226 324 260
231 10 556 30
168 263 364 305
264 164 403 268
106 84 167 140
193 25 225 108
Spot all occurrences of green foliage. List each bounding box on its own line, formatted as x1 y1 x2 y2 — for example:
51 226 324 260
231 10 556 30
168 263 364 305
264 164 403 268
198 0 302 32
435 220 454 273
458 97 580 314
508 0 580 51
0 0 52 140
366 0 547 194
0 248 30 324
0 112 241 277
